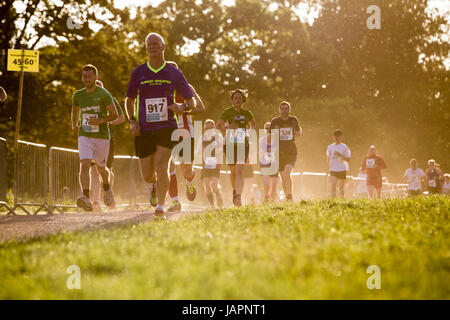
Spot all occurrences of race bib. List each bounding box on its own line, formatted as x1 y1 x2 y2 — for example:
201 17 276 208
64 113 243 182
428 179 436 188
204 156 217 169
280 127 293 141
82 113 99 133
261 152 273 165
366 158 375 169
229 128 246 144
145 97 168 122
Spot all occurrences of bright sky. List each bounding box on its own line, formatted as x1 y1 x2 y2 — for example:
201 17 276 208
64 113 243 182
12 0 450 67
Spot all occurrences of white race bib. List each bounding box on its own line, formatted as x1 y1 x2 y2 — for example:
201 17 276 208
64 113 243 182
428 180 436 188
229 128 246 144
261 152 273 165
280 127 293 141
82 114 99 133
205 156 217 169
145 97 168 122
366 158 375 169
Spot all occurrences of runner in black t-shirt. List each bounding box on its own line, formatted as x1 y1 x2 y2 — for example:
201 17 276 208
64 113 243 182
269 101 302 201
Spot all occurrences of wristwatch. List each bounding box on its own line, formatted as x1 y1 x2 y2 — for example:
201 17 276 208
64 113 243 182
184 103 193 113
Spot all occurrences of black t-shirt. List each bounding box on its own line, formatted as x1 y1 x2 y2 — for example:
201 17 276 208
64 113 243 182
270 116 301 144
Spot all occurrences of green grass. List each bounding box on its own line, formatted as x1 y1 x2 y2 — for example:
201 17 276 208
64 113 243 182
1 196 449 299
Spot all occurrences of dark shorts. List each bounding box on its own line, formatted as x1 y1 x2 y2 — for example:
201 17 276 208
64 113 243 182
224 142 249 166
106 138 115 169
175 137 195 164
408 190 422 196
278 147 297 172
201 168 221 179
367 176 382 189
135 127 177 158
330 171 347 180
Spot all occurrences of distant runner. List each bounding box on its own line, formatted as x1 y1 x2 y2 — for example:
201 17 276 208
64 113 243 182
166 60 205 212
425 159 443 194
270 101 301 201
361 145 387 199
90 80 126 211
326 129 351 198
125 33 196 218
443 174 450 195
201 119 223 209
259 122 279 202
217 89 255 206
71 64 118 211
403 158 425 196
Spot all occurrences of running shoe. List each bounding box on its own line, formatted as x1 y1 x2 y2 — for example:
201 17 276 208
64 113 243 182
167 200 181 212
186 183 196 201
77 196 93 212
104 188 115 207
154 207 166 220
149 186 157 207
92 200 102 212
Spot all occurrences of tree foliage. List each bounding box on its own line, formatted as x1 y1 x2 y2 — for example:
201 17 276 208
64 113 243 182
0 0 448 181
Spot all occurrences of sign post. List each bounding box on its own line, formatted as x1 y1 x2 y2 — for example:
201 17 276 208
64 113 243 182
7 49 39 208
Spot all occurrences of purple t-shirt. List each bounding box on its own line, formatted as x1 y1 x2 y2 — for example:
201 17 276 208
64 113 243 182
126 61 194 131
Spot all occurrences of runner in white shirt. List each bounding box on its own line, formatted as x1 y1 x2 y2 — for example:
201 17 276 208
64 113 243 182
403 158 425 196
326 129 351 198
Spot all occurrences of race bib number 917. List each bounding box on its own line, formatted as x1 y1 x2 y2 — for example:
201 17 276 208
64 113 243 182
146 97 168 122
82 114 99 133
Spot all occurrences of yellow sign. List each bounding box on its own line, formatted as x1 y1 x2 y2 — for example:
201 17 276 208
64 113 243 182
7 49 39 72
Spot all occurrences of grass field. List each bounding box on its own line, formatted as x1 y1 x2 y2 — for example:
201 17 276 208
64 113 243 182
0 196 449 299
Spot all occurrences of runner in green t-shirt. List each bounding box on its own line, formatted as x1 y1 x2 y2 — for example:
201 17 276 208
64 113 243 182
71 64 118 211
216 89 255 206
90 80 126 211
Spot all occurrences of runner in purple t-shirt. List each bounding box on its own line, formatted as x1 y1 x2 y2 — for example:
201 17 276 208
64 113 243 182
125 32 196 218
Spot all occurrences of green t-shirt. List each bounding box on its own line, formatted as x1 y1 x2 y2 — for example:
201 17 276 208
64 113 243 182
219 107 254 129
109 97 124 139
72 86 114 139
219 107 254 144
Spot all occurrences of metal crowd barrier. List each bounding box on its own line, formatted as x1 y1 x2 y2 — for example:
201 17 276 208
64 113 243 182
49 147 135 212
13 140 51 215
1 137 414 215
49 146 80 213
0 137 14 214
108 155 134 209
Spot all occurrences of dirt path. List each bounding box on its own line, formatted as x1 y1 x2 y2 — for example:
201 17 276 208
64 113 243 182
0 205 208 244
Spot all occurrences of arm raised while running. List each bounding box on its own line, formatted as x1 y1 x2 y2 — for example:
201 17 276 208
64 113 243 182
88 102 118 125
189 85 205 115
